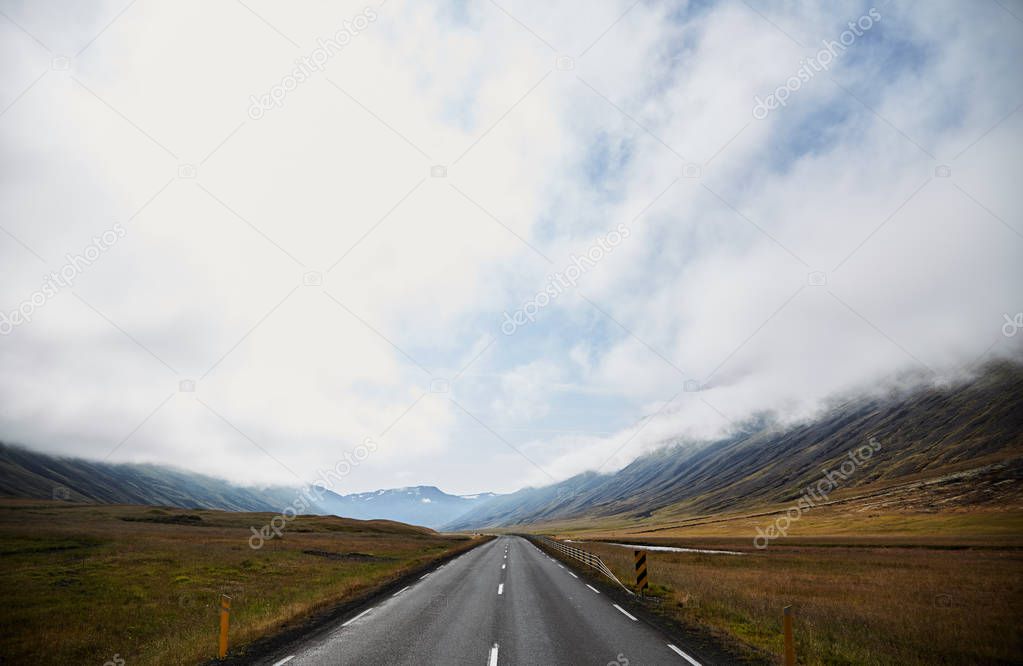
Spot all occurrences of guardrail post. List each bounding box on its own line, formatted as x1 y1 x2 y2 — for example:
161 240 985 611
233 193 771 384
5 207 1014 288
634 550 648 595
218 594 231 659
783 605 796 666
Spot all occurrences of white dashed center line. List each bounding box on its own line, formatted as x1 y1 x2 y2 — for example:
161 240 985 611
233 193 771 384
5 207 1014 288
488 643 499 666
502 563 506 569
271 657 294 666
586 584 600 594
613 604 638 621
567 571 578 578
668 643 702 665
497 583 504 595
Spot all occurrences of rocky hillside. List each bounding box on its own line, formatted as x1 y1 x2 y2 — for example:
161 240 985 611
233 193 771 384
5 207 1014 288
448 360 1023 529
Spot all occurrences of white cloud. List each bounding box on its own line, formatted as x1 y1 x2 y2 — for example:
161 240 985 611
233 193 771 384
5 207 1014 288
1 0 1020 495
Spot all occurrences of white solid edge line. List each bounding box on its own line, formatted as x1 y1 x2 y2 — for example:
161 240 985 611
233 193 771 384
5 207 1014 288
586 584 600 594
488 643 499 666
668 643 702 666
341 607 373 627
271 657 295 666
497 583 504 595
613 604 638 621
421 573 430 580
392 585 410 597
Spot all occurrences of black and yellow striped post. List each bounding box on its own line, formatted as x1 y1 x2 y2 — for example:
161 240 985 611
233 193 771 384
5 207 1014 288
634 550 648 594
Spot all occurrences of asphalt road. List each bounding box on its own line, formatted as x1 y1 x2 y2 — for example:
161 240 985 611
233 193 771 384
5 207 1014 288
257 535 710 666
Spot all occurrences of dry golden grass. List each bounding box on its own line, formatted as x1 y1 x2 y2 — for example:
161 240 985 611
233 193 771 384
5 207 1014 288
493 471 1023 663
0 499 478 664
565 537 1023 665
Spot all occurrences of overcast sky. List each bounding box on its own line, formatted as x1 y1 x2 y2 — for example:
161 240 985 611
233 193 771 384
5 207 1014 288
1 0 1021 495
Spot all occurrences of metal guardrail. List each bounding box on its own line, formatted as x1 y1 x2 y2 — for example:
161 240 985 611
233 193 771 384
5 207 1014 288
526 535 634 595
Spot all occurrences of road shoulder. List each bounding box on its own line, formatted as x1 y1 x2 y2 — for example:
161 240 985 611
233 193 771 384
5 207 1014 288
213 535 495 665
524 535 770 665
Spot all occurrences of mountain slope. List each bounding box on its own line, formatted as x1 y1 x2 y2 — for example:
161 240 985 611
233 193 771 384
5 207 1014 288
448 360 1023 529
313 486 497 527
0 445 494 528
0 443 298 512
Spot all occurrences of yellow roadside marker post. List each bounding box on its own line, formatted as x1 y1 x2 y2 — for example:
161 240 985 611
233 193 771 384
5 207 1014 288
634 550 648 595
218 594 231 659
783 605 796 666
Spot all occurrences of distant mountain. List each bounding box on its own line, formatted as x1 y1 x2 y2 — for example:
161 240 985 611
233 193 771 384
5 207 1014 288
0 443 301 512
6 360 1020 532
313 486 498 528
0 445 495 529
447 360 1023 529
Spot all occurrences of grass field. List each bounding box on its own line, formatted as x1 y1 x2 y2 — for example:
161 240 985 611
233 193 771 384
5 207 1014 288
516 469 1023 664
528 499 1023 665
0 499 480 664
566 536 1023 665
